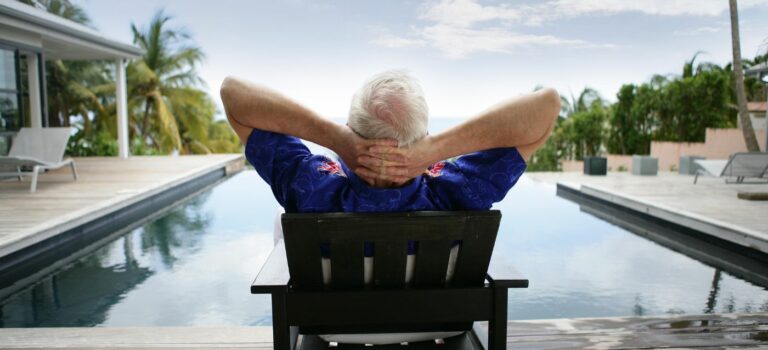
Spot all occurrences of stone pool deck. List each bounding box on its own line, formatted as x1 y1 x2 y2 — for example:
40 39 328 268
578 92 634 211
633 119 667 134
0 155 244 277
526 171 768 254
1 312 767 349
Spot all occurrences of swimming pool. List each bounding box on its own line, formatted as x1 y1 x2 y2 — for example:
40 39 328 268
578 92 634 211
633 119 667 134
1 168 767 327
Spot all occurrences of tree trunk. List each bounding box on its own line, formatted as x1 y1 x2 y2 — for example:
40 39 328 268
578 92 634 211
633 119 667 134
729 0 761 152
140 98 152 146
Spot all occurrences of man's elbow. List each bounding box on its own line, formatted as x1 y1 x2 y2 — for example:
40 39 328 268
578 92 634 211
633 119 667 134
220 76 239 105
539 87 561 120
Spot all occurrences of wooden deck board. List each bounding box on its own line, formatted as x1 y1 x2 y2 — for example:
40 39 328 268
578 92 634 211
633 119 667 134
0 155 244 259
526 172 768 253
1 313 767 349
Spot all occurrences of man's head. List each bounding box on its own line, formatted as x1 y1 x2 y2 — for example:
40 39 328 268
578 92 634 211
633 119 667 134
348 70 428 146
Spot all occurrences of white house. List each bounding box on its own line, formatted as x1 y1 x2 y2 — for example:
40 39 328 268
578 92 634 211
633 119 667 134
0 0 143 158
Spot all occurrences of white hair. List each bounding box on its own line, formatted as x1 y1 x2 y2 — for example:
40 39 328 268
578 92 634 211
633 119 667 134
348 70 428 146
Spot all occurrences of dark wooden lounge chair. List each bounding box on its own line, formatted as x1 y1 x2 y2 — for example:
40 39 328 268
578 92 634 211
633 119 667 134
251 210 528 350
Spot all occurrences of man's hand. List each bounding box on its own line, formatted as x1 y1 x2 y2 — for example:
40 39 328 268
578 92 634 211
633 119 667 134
354 135 438 183
331 125 398 184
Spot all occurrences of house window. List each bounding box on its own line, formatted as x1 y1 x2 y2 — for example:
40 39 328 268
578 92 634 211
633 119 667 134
0 47 23 155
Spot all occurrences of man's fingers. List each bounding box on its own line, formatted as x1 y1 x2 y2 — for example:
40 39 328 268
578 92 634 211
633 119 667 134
366 139 398 147
355 167 381 180
355 167 410 182
368 146 403 155
358 156 403 167
366 152 406 163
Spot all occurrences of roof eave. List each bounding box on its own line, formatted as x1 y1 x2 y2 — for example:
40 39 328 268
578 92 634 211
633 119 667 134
0 0 144 59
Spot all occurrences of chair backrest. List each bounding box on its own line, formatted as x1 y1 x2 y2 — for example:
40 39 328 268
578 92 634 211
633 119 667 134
8 127 72 163
723 152 768 178
282 211 500 291
694 159 728 177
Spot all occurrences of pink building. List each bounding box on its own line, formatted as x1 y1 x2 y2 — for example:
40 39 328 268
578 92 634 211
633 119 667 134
563 128 767 172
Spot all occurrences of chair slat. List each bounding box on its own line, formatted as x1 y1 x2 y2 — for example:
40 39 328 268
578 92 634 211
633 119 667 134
282 218 324 290
331 240 365 289
452 215 500 287
282 211 501 291
315 215 469 241
373 240 408 288
414 240 453 287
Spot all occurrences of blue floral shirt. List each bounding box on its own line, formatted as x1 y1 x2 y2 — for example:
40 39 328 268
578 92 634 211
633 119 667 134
245 128 527 213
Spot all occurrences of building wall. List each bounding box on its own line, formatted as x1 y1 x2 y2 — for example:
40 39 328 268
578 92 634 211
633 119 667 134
561 128 767 172
562 155 633 172
651 128 767 171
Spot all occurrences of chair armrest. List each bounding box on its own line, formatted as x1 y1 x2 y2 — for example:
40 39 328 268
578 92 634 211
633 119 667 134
251 239 290 294
486 257 528 289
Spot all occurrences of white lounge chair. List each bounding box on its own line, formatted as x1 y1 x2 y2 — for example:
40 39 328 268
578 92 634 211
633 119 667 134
694 153 768 184
0 127 77 192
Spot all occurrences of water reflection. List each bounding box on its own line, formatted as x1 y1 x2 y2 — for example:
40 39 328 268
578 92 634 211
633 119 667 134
499 177 768 320
138 196 212 267
705 269 722 314
0 236 151 327
2 162 768 326
0 178 276 327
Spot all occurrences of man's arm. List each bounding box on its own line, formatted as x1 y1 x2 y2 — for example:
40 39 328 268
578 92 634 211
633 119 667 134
220 76 395 174
356 88 560 182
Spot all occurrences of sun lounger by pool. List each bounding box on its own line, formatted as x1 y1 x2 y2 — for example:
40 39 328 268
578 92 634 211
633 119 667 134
694 153 768 184
0 127 77 192
252 210 527 349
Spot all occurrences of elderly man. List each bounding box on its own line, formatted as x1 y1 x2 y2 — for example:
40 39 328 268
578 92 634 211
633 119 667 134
221 71 559 212
221 70 558 344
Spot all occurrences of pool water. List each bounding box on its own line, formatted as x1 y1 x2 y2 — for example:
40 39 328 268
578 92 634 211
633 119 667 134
1 170 767 327
2 118 767 327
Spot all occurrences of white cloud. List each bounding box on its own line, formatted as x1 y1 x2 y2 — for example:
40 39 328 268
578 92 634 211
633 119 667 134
419 0 522 27
673 26 723 36
373 0 768 59
552 0 768 17
421 24 589 59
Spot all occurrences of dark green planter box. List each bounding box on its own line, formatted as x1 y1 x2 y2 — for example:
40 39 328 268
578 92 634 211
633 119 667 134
583 157 607 175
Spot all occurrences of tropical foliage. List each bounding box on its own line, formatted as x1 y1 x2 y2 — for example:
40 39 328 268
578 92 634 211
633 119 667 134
528 51 767 171
128 11 239 154
20 0 240 156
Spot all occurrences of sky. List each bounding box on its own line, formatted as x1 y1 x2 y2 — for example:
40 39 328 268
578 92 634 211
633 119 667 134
81 0 768 119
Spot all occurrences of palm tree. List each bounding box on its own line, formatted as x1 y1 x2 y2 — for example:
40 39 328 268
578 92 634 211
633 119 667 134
560 87 602 117
129 10 234 154
18 0 89 23
682 51 703 78
729 0 761 152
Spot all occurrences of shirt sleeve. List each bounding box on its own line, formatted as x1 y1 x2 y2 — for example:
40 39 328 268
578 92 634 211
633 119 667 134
443 148 527 209
244 128 311 209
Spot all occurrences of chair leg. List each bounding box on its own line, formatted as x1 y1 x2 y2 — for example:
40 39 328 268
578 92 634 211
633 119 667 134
272 292 298 350
70 161 78 180
488 287 508 350
30 165 41 193
16 166 22 181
